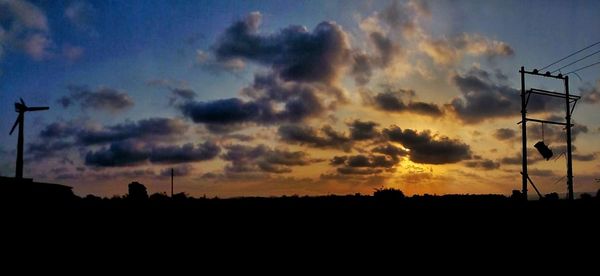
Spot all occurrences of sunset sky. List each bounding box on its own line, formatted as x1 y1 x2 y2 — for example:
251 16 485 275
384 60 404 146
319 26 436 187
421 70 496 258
1 0 599 197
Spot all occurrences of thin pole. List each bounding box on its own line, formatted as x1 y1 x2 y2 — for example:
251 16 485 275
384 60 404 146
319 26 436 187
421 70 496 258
171 168 174 197
15 113 24 179
521 66 528 200
565 76 574 200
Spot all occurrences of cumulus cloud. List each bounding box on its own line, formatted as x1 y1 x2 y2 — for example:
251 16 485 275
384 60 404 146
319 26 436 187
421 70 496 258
383 125 471 164
222 144 316 174
85 141 150 167
213 12 351 84
450 67 561 124
278 124 353 151
330 154 398 175
85 141 220 167
180 73 331 132
365 88 443 117
58 85 134 112
348 120 380 141
150 142 221 164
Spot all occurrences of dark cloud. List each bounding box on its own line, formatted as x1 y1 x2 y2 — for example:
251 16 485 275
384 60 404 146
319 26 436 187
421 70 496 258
58 85 134 112
464 159 500 170
383 125 471 164
371 143 409 161
494 128 516 141
222 144 315 174
214 12 351 84
77 117 188 145
278 124 352 151
348 120 379 141
85 141 220 167
330 154 398 175
150 142 220 164
180 74 327 132
351 52 373 86
27 141 74 160
85 141 149 167
450 68 560 124
368 89 443 117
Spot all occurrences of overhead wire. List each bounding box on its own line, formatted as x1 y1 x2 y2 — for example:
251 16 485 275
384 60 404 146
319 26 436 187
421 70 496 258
539 40 600 71
551 48 600 73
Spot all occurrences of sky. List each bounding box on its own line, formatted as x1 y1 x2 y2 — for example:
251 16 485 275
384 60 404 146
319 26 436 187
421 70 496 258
1 0 599 197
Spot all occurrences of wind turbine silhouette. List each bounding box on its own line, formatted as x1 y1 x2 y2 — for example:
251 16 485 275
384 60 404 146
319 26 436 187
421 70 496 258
9 98 49 179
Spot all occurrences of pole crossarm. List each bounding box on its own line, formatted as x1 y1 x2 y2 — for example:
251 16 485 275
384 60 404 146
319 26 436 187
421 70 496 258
517 118 573 126
520 69 566 80
526 88 581 101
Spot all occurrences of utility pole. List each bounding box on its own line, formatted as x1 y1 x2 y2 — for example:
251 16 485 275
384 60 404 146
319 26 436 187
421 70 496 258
518 67 579 200
171 168 174 197
520 66 527 200
564 76 574 200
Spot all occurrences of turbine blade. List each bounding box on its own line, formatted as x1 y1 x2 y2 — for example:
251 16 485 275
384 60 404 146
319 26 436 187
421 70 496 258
9 116 20 135
20 98 26 106
27 106 49 111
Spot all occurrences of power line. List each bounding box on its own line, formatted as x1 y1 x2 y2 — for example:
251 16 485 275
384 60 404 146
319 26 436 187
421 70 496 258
539 40 600 71
550 48 600 73
564 60 600 75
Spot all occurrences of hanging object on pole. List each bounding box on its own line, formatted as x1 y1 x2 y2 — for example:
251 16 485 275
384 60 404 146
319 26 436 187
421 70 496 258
534 141 553 160
534 122 553 160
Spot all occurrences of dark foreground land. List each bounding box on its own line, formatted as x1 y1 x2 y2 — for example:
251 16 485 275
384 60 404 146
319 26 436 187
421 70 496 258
2 185 599 266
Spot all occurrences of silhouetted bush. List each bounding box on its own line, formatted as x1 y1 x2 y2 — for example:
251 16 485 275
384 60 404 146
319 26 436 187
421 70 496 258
544 192 560 201
510 190 524 200
373 188 405 200
127 181 148 200
149 192 170 201
579 193 592 200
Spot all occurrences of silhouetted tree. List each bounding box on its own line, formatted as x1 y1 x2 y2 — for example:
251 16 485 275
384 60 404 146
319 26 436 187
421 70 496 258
373 188 405 200
150 192 170 201
579 193 592 200
127 181 148 200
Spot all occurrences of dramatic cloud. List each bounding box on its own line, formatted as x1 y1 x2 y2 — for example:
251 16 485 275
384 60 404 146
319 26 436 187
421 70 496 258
181 74 329 131
450 68 560 124
330 154 398 175
367 89 443 117
0 0 52 60
348 120 380 141
494 128 516 141
371 143 409 161
149 142 221 164
383 126 471 164
58 85 134 112
213 12 351 84
159 165 193 177
222 144 315 174
76 117 189 145
85 141 220 167
85 141 149 167
278 124 352 151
